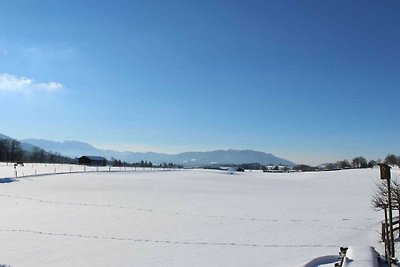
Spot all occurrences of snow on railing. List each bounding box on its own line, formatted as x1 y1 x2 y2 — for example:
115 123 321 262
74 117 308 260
339 246 379 267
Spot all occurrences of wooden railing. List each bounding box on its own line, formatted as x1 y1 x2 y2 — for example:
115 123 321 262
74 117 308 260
381 217 400 265
382 217 400 242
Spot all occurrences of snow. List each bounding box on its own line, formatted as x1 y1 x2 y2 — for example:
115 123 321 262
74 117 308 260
0 164 393 266
342 246 379 267
302 255 341 267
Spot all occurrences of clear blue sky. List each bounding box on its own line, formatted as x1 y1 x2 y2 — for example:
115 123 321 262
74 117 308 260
0 0 399 165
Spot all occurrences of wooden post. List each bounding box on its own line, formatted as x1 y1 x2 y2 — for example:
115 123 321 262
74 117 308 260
386 172 395 259
398 200 400 238
382 222 386 242
379 163 395 261
384 206 390 257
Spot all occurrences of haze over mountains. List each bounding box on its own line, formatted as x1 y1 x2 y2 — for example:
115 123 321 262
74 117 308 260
21 138 295 166
0 133 295 166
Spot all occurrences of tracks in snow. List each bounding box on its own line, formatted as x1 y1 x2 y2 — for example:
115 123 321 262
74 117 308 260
0 193 376 231
0 228 339 248
0 193 154 212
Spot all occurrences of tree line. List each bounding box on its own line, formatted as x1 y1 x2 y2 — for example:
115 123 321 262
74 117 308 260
293 154 400 172
109 158 183 169
205 155 394 172
0 139 74 164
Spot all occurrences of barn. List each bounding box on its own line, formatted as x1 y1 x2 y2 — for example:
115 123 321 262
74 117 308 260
78 156 107 166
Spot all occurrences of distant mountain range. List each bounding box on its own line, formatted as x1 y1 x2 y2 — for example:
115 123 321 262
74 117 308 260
21 138 295 166
0 133 296 166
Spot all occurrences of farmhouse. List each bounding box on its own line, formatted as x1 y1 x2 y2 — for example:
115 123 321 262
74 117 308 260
78 156 106 166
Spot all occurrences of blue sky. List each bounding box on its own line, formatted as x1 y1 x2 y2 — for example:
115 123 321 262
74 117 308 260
0 0 399 165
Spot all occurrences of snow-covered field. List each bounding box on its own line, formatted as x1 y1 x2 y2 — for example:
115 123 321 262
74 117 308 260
0 164 391 266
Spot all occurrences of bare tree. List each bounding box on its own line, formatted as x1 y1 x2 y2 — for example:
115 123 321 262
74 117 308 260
352 156 368 168
337 159 351 169
368 160 377 168
372 178 400 219
372 180 389 211
384 154 399 167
